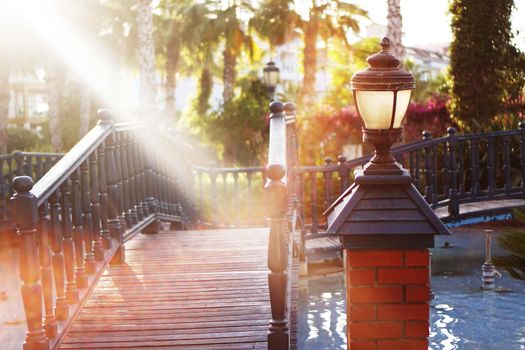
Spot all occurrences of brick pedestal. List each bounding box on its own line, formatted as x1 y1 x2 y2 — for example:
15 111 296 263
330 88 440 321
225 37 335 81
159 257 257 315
346 249 430 350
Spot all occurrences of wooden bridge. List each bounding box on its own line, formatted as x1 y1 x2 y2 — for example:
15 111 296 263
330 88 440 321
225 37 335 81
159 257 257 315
2 102 525 350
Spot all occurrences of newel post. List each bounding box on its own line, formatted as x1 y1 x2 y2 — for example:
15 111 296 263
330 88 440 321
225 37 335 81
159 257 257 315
266 164 289 350
11 176 50 350
447 127 459 216
266 100 290 350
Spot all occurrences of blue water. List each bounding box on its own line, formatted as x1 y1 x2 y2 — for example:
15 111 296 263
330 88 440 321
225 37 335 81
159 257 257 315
298 271 525 350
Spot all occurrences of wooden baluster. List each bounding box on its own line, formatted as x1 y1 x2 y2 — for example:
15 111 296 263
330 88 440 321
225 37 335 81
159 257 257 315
14 151 24 176
470 138 480 198
432 144 439 206
457 139 465 195
127 132 139 224
422 131 435 204
209 163 218 227
105 130 125 263
442 139 449 197
409 151 415 179
503 135 511 195
265 164 289 348
80 162 96 274
144 141 160 234
337 155 348 192
49 190 68 320
61 179 79 303
38 202 57 338
35 157 43 182
11 176 49 350
197 170 203 223
132 135 144 221
233 172 240 226
221 173 227 226
310 172 318 234
70 169 88 288
520 121 525 196
119 132 132 228
98 144 111 249
415 151 421 189
24 156 33 178
246 171 252 226
447 127 459 216
139 141 149 217
487 136 496 196
323 157 333 210
113 133 126 231
89 153 104 261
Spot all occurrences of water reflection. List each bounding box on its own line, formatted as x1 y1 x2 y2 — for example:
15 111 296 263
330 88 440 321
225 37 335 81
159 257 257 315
298 274 347 349
298 271 525 350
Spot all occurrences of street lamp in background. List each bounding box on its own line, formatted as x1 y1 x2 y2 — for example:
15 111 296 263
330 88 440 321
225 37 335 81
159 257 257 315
263 61 280 100
324 37 450 350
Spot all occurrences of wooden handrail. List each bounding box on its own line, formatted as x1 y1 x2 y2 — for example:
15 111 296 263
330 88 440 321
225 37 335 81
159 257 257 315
32 123 113 207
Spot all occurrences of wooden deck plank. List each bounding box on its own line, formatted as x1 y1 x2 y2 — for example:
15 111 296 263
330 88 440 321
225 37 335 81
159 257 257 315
57 228 284 350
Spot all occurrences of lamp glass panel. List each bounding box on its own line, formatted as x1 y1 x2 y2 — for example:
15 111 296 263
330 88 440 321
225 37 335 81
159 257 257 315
355 91 394 129
392 90 412 128
267 70 279 87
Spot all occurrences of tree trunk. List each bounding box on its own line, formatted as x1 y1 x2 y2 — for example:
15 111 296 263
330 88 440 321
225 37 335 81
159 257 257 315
0 63 9 154
136 0 157 114
302 15 319 104
387 0 405 58
46 63 63 152
197 67 212 115
165 36 180 122
79 84 91 136
222 44 236 103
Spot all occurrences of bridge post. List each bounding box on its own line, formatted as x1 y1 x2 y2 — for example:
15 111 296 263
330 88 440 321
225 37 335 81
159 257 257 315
266 101 290 350
447 127 459 216
11 176 50 350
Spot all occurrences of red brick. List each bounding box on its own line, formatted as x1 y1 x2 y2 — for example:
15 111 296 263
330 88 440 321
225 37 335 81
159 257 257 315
351 305 376 321
350 322 403 340
350 340 377 350
406 286 430 302
405 321 430 338
378 268 429 285
405 250 429 266
349 269 376 285
377 339 428 350
350 286 403 304
378 304 429 321
348 250 403 267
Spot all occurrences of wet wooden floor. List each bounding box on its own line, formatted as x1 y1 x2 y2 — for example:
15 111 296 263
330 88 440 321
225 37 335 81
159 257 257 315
58 228 281 349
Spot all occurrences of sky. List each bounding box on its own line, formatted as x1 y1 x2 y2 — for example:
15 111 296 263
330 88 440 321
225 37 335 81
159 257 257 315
352 0 525 50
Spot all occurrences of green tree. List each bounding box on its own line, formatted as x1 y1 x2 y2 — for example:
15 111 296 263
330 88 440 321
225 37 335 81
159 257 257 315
194 77 269 166
449 0 525 132
254 0 367 104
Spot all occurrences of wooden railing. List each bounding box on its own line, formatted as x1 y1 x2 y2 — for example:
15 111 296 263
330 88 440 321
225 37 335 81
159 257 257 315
300 121 525 234
1 152 62 225
10 110 193 350
193 164 265 227
265 101 298 349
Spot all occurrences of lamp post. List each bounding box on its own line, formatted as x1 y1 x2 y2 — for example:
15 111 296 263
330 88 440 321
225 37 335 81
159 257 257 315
325 38 450 350
263 61 280 100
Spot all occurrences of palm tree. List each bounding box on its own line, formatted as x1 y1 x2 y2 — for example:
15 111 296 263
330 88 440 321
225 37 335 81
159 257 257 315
387 0 405 58
209 0 254 102
136 0 157 113
254 0 367 104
